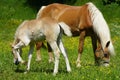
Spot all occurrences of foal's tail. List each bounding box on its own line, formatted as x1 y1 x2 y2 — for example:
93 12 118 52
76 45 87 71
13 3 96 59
58 22 72 37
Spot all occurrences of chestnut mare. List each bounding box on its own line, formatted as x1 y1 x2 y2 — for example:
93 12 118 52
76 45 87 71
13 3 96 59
36 2 115 67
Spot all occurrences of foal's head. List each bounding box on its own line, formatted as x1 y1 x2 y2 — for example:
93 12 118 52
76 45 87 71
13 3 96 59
95 41 111 66
11 46 20 65
11 40 23 65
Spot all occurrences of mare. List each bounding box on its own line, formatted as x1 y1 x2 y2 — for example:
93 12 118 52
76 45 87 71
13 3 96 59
36 2 115 67
11 17 72 75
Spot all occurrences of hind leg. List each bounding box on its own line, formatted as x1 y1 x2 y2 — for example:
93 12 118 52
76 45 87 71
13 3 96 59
48 41 60 75
47 43 54 63
76 31 86 67
35 42 42 61
58 39 71 72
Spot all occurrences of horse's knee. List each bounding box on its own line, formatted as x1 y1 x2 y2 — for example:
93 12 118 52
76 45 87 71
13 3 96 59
55 50 60 58
78 48 83 54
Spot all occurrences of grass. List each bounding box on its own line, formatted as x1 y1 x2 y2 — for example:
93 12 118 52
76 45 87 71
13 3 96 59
0 0 120 80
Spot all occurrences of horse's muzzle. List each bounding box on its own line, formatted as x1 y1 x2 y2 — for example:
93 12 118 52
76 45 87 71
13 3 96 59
14 59 20 65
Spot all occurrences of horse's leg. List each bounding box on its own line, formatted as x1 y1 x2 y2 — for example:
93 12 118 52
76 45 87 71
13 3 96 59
58 39 71 72
47 43 54 63
76 31 86 67
24 43 34 74
91 35 98 65
35 42 42 61
48 41 60 75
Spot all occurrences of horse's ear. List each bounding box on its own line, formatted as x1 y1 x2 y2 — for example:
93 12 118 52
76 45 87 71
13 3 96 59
106 41 110 48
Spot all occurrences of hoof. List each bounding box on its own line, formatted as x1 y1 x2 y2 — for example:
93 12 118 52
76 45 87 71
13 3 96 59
67 69 71 73
53 72 57 76
49 58 54 63
76 63 81 68
24 70 29 74
36 59 41 62
76 60 81 68
24 71 27 74
67 66 71 73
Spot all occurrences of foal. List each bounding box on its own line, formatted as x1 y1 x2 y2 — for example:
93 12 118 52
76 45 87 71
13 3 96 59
11 17 72 75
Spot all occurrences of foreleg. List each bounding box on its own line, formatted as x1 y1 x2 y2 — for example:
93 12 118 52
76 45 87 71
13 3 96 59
91 35 102 65
76 31 86 67
35 42 42 61
24 43 34 73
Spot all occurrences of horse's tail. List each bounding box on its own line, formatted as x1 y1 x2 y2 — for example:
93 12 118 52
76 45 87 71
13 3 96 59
58 22 72 37
87 2 115 56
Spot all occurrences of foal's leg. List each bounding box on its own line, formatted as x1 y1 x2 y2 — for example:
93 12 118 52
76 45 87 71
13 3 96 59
58 40 71 72
76 31 86 67
25 43 34 73
35 42 42 61
47 43 54 63
48 41 60 75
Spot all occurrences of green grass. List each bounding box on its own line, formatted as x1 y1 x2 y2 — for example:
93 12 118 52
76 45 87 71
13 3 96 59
0 0 120 80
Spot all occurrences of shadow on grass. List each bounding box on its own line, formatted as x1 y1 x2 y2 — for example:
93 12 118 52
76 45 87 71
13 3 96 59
14 66 68 74
15 68 25 73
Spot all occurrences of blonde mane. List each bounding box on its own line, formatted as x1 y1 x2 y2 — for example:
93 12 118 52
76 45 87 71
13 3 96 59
87 2 115 55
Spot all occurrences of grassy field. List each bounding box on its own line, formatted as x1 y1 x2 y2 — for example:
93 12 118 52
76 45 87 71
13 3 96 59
0 0 120 80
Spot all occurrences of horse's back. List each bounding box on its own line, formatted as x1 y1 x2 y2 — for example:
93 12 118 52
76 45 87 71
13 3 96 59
38 3 69 19
57 4 92 31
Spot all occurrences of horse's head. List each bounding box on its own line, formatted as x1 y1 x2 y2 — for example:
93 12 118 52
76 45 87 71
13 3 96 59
95 41 110 66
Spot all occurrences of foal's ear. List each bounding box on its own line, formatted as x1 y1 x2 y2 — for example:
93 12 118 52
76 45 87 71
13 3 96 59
106 41 110 48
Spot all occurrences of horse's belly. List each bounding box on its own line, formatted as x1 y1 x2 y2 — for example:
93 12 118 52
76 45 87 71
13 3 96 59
32 32 45 41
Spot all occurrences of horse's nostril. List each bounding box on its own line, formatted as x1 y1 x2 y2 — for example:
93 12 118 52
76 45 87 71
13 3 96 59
15 61 19 65
104 54 108 57
15 59 19 65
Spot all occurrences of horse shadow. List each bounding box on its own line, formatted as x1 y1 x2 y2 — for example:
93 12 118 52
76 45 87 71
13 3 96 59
14 62 68 74
15 68 68 74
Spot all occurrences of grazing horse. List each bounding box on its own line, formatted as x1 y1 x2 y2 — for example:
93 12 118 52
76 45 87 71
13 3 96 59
11 17 72 75
36 2 115 67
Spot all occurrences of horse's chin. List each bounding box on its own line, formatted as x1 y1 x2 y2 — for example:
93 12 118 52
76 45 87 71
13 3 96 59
102 63 110 67
95 60 110 67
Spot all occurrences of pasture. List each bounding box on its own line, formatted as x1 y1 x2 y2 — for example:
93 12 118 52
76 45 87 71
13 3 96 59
0 0 120 80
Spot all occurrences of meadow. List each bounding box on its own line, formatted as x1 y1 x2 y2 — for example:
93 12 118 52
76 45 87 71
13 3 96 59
0 0 120 80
